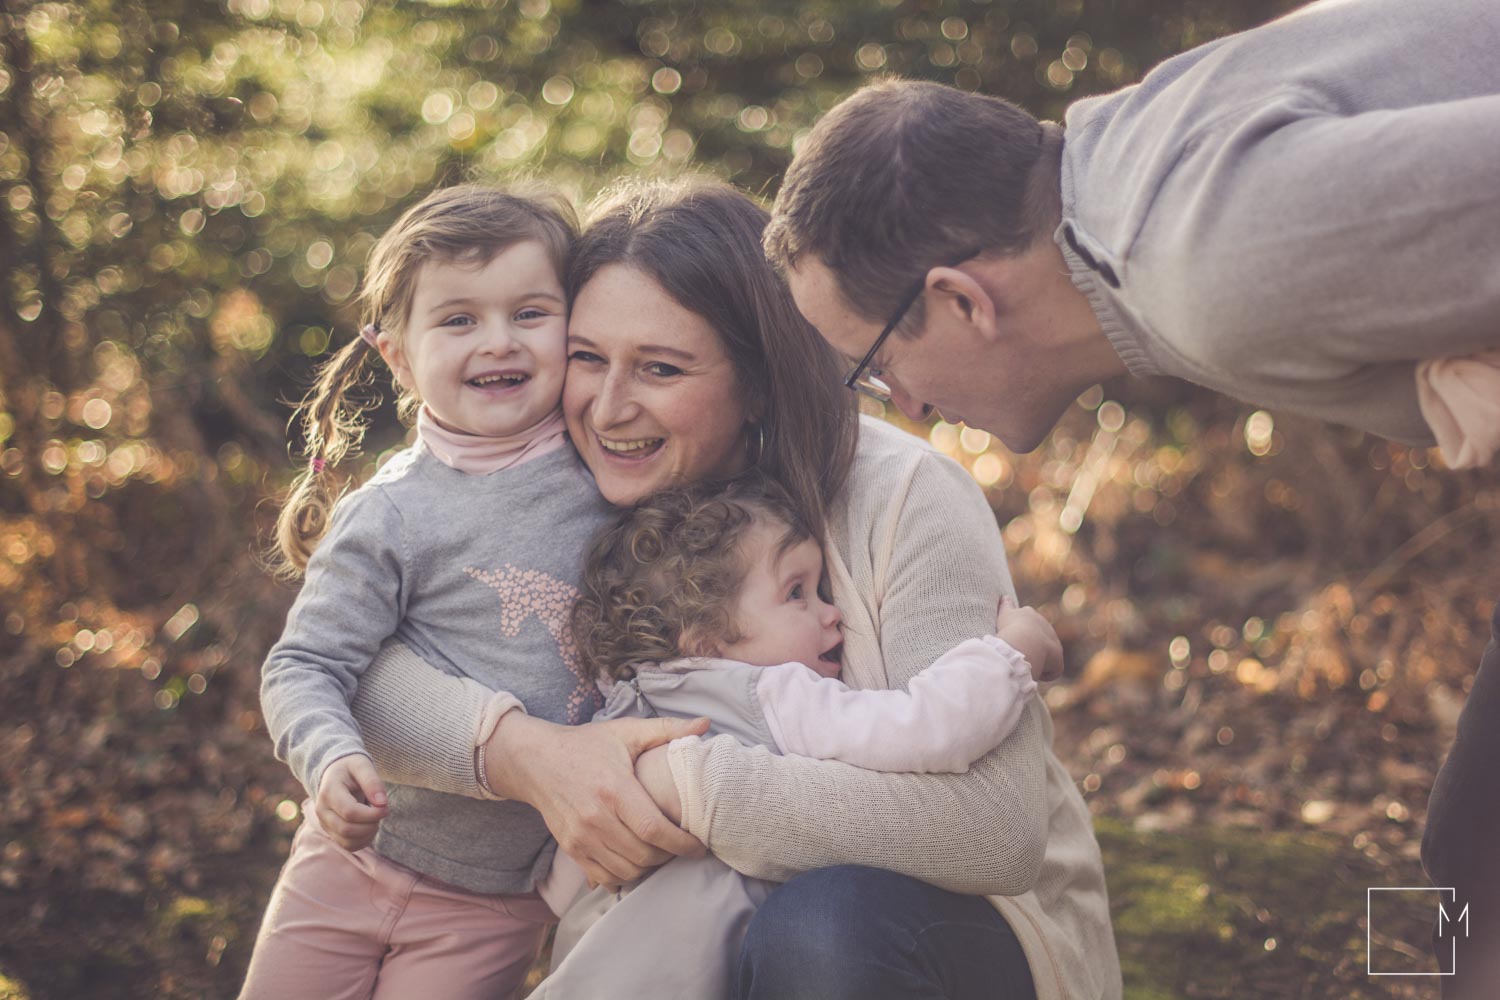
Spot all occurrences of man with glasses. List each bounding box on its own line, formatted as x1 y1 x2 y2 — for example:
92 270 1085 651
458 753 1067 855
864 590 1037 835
764 0 1499 995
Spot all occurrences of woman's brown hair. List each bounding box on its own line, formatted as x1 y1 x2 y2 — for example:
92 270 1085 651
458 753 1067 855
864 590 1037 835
569 178 859 543
572 474 814 682
270 184 577 577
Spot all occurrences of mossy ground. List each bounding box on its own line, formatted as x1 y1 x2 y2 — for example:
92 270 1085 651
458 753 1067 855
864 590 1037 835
1098 818 1438 999
0 817 1445 999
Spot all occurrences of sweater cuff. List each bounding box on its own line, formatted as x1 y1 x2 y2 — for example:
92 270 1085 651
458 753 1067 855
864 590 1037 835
473 693 527 801
666 735 711 842
983 634 1042 682
307 744 369 800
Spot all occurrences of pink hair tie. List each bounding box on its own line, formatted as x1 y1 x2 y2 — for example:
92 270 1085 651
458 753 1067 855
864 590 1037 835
309 457 326 473
358 323 380 348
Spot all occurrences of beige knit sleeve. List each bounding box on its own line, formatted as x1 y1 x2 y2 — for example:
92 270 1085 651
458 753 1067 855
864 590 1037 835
349 641 494 797
669 452 1050 895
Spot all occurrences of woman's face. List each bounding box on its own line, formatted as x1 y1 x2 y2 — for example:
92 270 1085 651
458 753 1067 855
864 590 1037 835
565 264 753 506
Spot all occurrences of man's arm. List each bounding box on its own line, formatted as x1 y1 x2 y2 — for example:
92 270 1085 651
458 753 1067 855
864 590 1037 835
1144 91 1500 442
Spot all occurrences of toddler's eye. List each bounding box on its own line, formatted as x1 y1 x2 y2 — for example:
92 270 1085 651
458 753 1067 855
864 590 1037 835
788 583 805 601
516 307 549 322
441 314 474 328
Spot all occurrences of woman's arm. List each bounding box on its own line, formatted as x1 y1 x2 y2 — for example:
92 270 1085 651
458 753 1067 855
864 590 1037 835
350 640 709 886
350 641 499 796
666 449 1050 895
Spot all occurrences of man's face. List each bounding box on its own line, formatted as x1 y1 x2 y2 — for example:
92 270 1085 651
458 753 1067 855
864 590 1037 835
787 255 1053 449
785 221 1129 452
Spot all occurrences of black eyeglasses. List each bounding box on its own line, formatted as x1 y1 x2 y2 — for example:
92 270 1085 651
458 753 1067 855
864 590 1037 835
841 250 981 403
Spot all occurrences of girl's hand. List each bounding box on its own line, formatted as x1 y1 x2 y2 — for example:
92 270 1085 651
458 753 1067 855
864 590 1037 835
483 713 709 888
315 753 389 851
997 596 1064 682
633 745 682 825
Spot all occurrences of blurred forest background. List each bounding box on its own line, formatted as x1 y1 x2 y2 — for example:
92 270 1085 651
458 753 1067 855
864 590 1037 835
2 0 1497 997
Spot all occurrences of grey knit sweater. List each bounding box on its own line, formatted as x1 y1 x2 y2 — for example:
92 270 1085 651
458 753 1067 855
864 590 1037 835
261 442 611 892
1058 0 1500 445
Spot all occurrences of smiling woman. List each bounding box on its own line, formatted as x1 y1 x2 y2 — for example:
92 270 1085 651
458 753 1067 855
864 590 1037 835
564 265 751 505
561 179 858 534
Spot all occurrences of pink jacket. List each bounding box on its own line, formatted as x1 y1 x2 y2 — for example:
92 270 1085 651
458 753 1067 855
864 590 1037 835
753 634 1037 773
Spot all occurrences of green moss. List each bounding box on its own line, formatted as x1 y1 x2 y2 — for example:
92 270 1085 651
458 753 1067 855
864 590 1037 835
0 969 31 1000
1096 818 1427 999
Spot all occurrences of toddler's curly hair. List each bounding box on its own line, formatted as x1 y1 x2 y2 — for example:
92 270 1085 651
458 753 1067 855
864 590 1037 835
572 474 814 682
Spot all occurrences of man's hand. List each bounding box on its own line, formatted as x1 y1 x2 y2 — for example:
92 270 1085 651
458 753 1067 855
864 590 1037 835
484 713 708 889
315 753 388 851
997 596 1064 682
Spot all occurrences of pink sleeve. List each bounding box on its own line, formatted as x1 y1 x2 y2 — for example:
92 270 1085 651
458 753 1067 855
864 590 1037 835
755 636 1038 773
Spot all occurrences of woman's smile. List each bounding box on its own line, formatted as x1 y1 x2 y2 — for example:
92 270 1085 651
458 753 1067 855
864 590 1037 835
593 433 665 459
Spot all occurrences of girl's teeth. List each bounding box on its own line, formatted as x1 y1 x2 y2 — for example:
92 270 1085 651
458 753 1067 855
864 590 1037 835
470 374 525 386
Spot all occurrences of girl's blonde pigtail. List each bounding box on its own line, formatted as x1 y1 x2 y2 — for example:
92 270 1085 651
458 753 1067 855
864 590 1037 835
271 337 380 578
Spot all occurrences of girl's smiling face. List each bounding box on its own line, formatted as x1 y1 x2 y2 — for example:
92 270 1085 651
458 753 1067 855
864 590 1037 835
564 263 754 505
380 240 567 437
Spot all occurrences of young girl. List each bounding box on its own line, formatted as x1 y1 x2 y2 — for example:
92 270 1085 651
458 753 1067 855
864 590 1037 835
533 473 1056 998
243 185 617 1000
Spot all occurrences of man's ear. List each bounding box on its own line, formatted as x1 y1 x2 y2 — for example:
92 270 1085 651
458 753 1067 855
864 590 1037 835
926 266 1000 345
376 331 413 389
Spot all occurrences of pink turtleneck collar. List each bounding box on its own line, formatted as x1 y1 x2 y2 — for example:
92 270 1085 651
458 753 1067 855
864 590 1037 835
416 404 568 476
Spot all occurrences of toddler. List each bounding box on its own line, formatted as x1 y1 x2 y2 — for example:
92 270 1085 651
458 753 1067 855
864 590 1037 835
243 185 614 1000
533 473 1057 998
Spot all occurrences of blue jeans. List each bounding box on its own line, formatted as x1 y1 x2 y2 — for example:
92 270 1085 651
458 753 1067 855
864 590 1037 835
1423 596 1500 997
734 865 1038 1000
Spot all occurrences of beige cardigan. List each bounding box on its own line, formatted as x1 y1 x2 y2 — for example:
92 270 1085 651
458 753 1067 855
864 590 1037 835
669 417 1119 999
352 417 1120 999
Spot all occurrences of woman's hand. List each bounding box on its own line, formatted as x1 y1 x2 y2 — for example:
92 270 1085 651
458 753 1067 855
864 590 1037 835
483 712 708 888
996 597 1064 682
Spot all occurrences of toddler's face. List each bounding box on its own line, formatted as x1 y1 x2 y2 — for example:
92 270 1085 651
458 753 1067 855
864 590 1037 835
382 240 567 438
717 522 844 677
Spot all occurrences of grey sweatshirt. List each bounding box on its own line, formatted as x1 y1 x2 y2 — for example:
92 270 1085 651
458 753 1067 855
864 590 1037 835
260 442 612 893
1058 0 1500 444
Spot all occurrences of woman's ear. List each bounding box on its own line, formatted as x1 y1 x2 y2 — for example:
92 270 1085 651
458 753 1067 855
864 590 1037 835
927 266 1000 345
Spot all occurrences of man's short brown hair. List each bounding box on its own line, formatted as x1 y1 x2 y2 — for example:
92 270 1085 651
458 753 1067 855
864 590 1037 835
765 79 1059 326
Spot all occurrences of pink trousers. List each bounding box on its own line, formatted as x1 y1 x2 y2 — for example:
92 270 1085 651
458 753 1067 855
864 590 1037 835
240 808 555 1000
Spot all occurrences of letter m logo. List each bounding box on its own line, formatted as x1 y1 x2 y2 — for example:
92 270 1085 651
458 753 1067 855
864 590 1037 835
1438 901 1471 939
